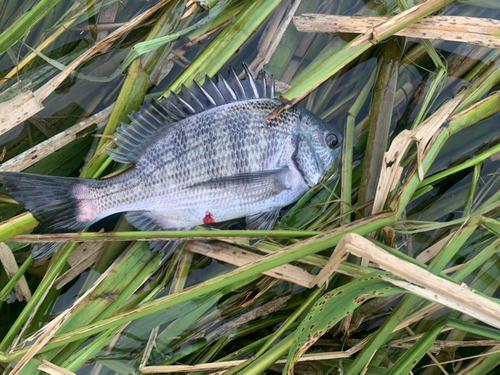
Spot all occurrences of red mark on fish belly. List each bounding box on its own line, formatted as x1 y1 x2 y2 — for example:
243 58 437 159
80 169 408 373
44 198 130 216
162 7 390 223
203 210 216 224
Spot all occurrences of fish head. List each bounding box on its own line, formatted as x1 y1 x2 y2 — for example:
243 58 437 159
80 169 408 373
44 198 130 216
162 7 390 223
294 107 343 186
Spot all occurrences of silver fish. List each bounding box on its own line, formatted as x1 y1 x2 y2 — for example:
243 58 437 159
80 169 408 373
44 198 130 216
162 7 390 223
0 64 343 259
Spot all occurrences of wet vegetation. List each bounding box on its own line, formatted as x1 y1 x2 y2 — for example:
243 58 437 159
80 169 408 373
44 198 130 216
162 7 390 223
2 0 500 374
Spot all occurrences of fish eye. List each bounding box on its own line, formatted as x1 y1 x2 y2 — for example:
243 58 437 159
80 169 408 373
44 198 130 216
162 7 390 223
325 133 339 149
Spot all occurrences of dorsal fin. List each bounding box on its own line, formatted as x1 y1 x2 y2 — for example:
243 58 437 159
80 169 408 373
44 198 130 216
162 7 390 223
106 100 176 163
106 64 276 164
228 66 246 100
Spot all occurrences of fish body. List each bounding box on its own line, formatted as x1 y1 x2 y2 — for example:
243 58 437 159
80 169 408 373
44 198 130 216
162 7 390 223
0 65 343 259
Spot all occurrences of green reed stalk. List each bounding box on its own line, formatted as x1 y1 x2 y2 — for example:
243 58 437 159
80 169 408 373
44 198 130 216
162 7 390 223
0 242 77 351
0 0 64 55
396 0 447 130
11 229 322 243
277 0 455 111
0 213 38 242
346 215 481 374
266 0 324 80
87 0 187 174
244 334 294 374
357 37 401 216
455 60 500 114
420 142 500 187
61 325 126 371
342 64 377 223
165 0 282 94
0 255 32 302
224 283 328 375
50 248 162 366
388 318 500 374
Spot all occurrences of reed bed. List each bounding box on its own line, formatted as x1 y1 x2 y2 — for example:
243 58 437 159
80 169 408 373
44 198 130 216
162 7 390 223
1 0 500 374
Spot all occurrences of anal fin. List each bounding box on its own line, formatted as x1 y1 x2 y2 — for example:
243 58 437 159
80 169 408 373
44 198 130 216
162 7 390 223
125 211 188 262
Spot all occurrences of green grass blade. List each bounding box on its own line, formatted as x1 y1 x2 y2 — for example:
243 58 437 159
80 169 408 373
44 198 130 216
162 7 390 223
0 255 32 302
386 321 446 375
285 273 403 373
0 0 64 56
357 37 401 216
0 242 77 352
164 0 282 94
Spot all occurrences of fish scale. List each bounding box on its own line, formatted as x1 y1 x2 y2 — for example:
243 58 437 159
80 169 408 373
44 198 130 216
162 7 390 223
0 64 343 260
85 101 293 216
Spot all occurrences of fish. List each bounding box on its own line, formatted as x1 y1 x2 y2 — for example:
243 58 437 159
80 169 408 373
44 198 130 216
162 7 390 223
0 64 343 260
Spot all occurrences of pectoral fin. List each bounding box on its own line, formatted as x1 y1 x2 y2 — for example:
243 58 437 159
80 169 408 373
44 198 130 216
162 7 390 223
190 167 290 194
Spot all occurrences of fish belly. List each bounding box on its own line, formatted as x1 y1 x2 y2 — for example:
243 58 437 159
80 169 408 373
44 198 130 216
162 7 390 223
146 173 308 228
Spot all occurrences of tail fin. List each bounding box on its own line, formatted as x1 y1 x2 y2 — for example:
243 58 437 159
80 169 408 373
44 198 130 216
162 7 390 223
0 172 91 258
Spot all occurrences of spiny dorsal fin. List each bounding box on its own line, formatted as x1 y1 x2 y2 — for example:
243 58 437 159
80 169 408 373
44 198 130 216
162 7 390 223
106 64 276 164
106 99 176 163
